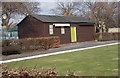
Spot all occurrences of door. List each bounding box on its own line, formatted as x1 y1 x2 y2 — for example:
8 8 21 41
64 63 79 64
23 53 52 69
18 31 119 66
71 26 77 42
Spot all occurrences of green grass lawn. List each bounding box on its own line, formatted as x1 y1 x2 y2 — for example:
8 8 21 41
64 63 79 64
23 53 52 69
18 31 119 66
4 44 119 76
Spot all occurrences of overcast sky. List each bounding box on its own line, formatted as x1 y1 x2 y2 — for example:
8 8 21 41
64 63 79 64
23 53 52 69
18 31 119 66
40 2 57 15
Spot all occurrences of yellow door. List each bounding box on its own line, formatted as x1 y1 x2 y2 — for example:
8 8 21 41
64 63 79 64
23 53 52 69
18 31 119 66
71 26 77 42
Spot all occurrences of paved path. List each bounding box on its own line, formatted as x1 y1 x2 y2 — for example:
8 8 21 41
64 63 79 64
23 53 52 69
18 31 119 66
1 40 119 61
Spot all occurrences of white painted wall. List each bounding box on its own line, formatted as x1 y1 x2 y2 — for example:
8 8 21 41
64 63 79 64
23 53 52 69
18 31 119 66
108 28 120 33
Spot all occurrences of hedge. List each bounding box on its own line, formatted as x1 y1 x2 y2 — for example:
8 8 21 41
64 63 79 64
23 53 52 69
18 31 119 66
2 36 60 54
95 32 120 41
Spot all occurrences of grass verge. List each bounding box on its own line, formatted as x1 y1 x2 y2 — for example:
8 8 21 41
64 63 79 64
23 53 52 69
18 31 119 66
4 44 119 76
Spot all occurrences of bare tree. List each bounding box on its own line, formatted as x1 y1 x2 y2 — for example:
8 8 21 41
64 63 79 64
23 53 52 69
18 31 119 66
2 2 41 30
85 2 118 33
51 2 118 30
84 2 118 40
1 2 40 40
51 2 82 16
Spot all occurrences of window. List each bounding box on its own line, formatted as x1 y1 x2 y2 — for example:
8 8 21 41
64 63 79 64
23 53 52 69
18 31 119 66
61 27 65 34
49 25 54 35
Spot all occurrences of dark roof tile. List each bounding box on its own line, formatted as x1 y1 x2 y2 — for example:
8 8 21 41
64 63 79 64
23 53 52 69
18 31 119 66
32 15 94 23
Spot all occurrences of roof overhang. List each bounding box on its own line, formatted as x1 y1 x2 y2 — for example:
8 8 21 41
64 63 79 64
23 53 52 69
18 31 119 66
53 23 70 27
79 22 95 26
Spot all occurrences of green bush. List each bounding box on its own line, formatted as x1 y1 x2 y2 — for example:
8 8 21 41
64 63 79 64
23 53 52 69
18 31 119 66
2 36 60 53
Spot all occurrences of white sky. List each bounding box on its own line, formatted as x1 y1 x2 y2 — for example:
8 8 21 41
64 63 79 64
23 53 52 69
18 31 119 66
40 2 57 15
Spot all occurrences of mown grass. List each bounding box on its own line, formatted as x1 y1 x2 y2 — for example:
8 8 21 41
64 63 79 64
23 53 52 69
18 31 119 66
4 44 119 76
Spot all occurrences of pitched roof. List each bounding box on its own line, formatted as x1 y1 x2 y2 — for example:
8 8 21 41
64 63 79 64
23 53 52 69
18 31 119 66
32 15 94 23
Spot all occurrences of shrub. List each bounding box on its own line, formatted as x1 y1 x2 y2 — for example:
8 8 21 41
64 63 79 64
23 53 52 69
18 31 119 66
2 46 21 55
1 65 76 77
2 36 60 55
95 32 120 41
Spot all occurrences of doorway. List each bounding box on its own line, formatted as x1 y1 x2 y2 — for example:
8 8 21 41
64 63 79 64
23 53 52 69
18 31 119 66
71 26 77 42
